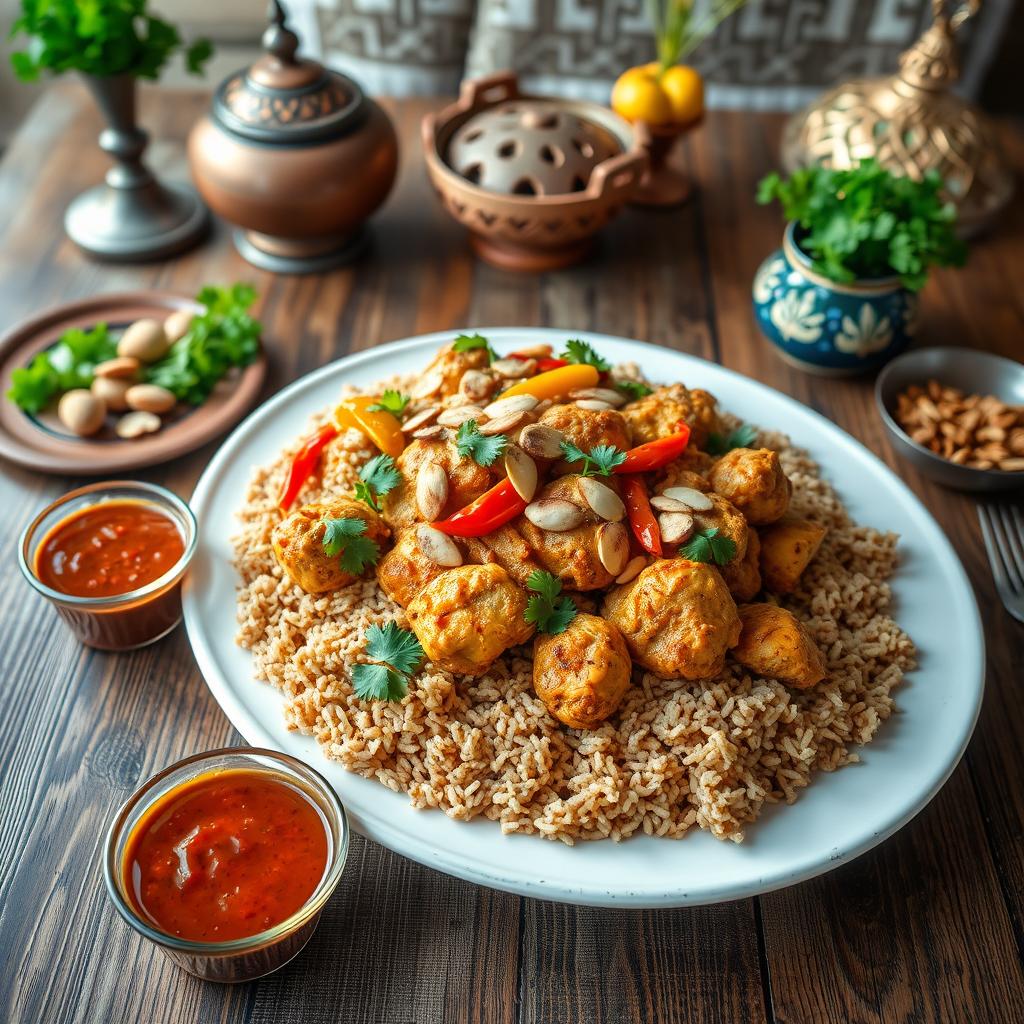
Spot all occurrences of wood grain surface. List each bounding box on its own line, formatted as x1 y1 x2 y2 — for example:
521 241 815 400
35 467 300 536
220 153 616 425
0 83 1022 1024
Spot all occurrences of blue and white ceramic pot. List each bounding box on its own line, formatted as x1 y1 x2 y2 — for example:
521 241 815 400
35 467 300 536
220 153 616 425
752 221 918 376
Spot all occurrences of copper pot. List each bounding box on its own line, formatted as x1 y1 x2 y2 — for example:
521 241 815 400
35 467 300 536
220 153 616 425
188 2 398 273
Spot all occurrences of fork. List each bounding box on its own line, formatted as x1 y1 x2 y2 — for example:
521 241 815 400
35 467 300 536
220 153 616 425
978 502 1024 624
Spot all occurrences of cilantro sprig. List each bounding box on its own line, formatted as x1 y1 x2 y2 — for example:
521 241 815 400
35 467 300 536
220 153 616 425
367 390 410 416
561 338 610 372
559 441 626 477
706 423 758 456
524 571 578 635
321 516 380 574
456 420 507 467
614 379 652 401
452 333 498 364
351 621 425 702
354 454 401 512
679 527 737 566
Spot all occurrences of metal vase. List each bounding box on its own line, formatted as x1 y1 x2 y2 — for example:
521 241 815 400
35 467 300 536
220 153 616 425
64 73 208 261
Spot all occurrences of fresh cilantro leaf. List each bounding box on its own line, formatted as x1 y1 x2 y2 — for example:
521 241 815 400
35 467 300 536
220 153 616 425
320 516 380 574
455 420 507 467
614 379 652 401
561 338 610 372
365 621 425 677
705 423 758 456
7 352 60 413
524 570 578 635
367 390 410 416
351 663 407 701
353 453 401 511
559 440 626 477
452 333 497 363
679 527 737 566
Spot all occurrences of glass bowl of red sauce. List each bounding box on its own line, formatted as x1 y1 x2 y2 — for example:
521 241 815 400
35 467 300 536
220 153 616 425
18 480 197 650
103 747 349 982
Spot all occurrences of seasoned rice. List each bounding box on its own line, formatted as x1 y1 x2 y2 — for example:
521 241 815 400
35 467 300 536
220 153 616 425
233 368 915 844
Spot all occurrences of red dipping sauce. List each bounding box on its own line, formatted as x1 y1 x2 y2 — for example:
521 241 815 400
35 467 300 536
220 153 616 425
123 769 329 942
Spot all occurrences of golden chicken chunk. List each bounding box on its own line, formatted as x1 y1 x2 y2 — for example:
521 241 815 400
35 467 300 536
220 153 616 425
539 404 631 475
602 559 741 680
406 563 533 677
732 603 826 689
463 524 544 589
533 614 632 729
376 526 458 609
720 526 761 602
621 384 721 449
709 447 791 525
411 340 490 401
381 437 494 534
652 486 747 564
272 499 388 595
758 516 828 594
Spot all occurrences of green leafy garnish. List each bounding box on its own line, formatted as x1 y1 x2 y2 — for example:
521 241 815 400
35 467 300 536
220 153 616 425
145 283 261 404
351 621 425 701
561 338 610 372
705 423 758 456
559 441 627 477
756 160 967 291
524 570 578 635
679 528 737 566
452 333 497 363
367 390 410 416
353 454 401 511
614 379 652 401
456 419 507 467
321 516 380 574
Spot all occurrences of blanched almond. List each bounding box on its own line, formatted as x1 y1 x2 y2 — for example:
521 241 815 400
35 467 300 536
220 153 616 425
597 522 629 575
519 423 565 460
577 477 625 522
118 319 169 363
125 383 176 414
459 369 493 402
163 309 194 344
58 390 105 436
524 498 585 532
491 357 533 379
662 486 713 511
94 356 140 380
415 524 462 567
569 387 626 407
575 399 613 411
437 405 483 427
401 405 440 433
412 424 445 440
650 494 692 513
115 410 161 439
479 410 526 436
416 462 448 521
412 368 445 400
504 444 538 501
484 393 539 418
91 375 131 412
615 555 648 585
658 511 695 545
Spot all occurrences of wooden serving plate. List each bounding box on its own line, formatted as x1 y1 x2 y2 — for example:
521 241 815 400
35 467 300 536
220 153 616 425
0 292 267 475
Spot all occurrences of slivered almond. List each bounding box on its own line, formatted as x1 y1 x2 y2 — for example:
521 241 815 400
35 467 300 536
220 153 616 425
524 498 585 532
492 357 533 379
650 494 692 513
597 522 629 575
94 356 140 380
416 524 462 567
662 486 713 511
569 387 626 407
519 423 566 460
615 555 647 585
459 369 493 401
401 405 440 433
412 424 445 440
437 405 484 427
416 462 448 521
479 410 526 436
484 393 539 418
574 399 613 412
577 477 625 522
533 399 553 414
412 369 445 400
504 444 538 501
658 511 695 545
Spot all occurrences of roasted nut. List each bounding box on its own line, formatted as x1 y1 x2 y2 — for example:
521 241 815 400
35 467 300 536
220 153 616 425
459 369 493 402
569 387 626 407
437 405 484 427
94 356 141 380
519 423 566 460
484 394 539 418
402 405 440 433
615 555 647 585
577 477 625 522
574 399 613 412
90 375 131 413
416 462 448 521
504 444 538 502
596 522 629 575
658 511 695 545
661 486 713 511
491 357 533 379
163 309 194 344
58 390 106 436
125 383 176 414
118 319 169 363
412 424 446 440
479 411 526 436
115 410 161 439
416 524 462 567
524 498 585 532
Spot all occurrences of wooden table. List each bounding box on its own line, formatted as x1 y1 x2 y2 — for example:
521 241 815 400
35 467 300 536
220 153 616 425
1 83 1022 1024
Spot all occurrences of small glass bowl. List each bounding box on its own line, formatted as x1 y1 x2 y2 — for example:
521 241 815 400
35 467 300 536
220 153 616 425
18 480 197 650
103 747 349 983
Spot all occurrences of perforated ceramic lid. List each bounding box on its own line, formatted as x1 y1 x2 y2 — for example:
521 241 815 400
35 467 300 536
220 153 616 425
446 101 623 196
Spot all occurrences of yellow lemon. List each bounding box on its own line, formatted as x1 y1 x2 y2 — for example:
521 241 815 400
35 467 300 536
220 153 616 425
610 66 675 126
659 64 704 125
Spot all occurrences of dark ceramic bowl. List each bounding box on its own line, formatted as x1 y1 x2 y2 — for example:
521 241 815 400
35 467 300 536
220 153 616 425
875 347 1024 493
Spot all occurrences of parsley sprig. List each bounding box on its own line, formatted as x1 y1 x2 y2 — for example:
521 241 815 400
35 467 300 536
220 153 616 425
321 516 380 574
706 423 757 456
367 390 410 416
351 621 425 701
559 441 626 477
524 571 577 635
679 528 737 566
456 420 507 467
354 454 401 512
561 338 610 372
452 333 498 363
614 379 652 401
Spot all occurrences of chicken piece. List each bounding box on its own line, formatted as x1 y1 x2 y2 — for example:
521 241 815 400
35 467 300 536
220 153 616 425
602 559 740 680
411 341 491 401
621 384 721 449
719 526 761 602
376 526 458 608
406 563 533 676
463 524 544 588
539 404 631 475
381 437 494 533
515 475 621 591
533 614 632 729
758 516 828 594
272 498 389 595
732 603 826 689
656 459 712 494
708 447 791 525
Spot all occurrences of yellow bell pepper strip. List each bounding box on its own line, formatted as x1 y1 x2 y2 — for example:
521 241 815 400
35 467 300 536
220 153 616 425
613 424 691 475
499 363 599 402
432 479 527 538
278 423 339 510
621 475 662 558
333 396 405 458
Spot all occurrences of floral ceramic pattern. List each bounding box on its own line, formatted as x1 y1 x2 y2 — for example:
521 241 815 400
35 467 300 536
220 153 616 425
834 304 892 356
753 256 785 304
770 290 825 344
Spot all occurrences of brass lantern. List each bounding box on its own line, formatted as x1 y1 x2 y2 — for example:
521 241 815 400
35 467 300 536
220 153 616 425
781 0 1013 236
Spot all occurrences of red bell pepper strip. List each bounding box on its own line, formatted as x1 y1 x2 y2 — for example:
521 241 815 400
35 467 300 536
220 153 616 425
432 478 527 538
613 424 691 475
278 423 339 510
621 475 662 558
535 357 569 373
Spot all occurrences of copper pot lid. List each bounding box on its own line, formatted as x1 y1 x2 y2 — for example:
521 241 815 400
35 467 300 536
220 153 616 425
446 101 623 196
211 1 367 145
